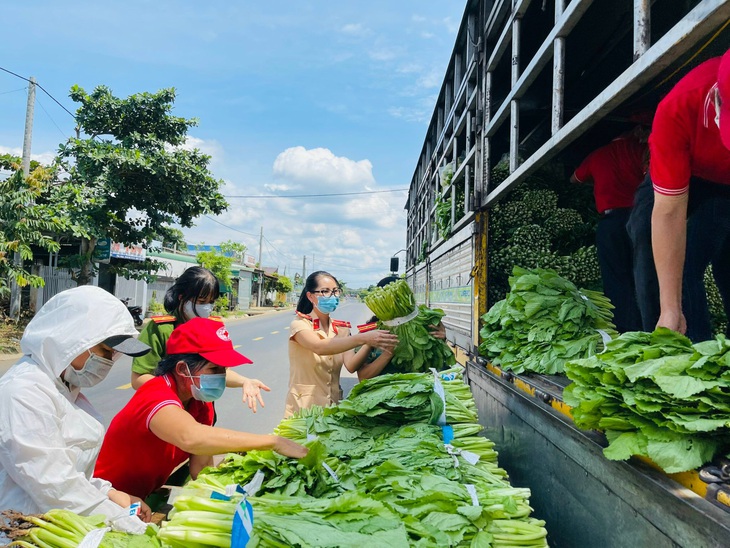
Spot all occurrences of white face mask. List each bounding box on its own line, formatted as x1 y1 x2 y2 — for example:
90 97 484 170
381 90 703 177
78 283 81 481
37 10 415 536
63 350 115 388
183 300 214 320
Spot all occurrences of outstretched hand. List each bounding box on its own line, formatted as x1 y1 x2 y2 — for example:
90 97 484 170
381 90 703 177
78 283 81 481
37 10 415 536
241 378 271 413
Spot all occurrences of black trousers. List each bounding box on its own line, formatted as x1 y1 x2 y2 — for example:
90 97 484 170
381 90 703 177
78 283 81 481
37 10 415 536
627 175 730 342
596 209 642 333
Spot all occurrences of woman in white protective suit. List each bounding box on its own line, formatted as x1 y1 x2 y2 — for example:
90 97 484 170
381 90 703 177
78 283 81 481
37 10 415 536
0 285 153 533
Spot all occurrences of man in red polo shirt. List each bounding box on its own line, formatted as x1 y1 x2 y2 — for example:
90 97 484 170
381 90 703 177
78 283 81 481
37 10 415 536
627 49 730 341
571 127 647 332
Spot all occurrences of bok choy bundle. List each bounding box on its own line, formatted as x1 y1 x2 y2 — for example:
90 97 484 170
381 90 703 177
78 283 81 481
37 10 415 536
480 266 616 374
365 279 455 373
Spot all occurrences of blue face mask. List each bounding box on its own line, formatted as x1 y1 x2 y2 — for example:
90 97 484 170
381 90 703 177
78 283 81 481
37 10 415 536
185 365 226 402
316 295 339 314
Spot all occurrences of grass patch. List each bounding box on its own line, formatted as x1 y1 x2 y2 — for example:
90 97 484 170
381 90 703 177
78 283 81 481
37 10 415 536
0 314 30 354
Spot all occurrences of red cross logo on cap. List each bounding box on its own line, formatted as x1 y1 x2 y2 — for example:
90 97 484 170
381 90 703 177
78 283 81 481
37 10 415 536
216 327 230 341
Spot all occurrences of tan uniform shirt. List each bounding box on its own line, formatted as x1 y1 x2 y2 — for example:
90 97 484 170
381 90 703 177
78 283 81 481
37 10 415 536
284 313 351 418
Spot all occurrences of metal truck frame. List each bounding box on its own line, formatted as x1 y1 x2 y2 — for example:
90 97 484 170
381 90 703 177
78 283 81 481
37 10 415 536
405 1 730 545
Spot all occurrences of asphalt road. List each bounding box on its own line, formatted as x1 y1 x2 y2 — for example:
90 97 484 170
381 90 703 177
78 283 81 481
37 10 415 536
78 300 374 435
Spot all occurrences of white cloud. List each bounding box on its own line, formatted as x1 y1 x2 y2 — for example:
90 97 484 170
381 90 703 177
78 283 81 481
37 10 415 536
181 147 407 286
397 63 422 74
416 68 442 89
411 15 427 23
181 136 224 160
264 183 296 192
388 94 437 123
368 47 397 62
443 16 459 34
421 31 435 39
272 146 375 188
340 23 369 37
0 145 56 166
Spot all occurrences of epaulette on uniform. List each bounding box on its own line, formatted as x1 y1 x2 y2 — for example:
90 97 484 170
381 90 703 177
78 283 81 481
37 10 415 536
151 315 176 324
357 322 378 333
332 319 351 328
295 311 313 321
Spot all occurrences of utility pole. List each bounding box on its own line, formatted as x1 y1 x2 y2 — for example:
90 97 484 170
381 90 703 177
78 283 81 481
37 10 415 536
10 77 36 321
257 226 264 307
302 255 306 281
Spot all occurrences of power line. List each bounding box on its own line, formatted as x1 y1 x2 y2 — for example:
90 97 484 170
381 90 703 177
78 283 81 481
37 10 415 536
203 215 259 238
0 66 77 120
224 188 407 199
263 235 297 262
0 87 26 96
36 95 68 139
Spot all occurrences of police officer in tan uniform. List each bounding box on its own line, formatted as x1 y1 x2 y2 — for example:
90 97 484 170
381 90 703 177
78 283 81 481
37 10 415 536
285 271 398 418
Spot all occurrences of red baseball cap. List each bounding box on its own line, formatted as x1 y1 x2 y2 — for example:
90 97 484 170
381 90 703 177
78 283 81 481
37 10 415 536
166 317 253 367
717 48 730 150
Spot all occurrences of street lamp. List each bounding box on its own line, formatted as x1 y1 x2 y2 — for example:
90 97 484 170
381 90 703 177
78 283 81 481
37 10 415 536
390 249 406 274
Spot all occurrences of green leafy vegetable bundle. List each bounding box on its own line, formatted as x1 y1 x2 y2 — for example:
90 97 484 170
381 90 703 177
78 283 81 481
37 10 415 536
563 328 730 473
3 509 160 548
174 368 548 547
480 266 616 374
248 492 410 547
364 279 456 373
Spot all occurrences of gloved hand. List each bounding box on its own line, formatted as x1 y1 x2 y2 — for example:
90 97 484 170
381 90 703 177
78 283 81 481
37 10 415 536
110 513 148 535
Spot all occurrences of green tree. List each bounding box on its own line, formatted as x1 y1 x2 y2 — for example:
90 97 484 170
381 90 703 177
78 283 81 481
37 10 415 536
160 228 188 251
219 240 247 264
0 155 67 300
275 275 293 294
55 85 228 285
195 241 246 313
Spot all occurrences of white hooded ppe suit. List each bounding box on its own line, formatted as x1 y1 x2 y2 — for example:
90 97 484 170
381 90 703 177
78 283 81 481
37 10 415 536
0 286 140 519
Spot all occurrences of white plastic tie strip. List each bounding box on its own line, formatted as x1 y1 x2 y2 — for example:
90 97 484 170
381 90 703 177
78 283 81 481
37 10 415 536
322 462 340 482
596 329 612 353
382 307 418 327
465 484 480 506
445 444 480 467
243 470 265 496
431 368 447 426
79 527 111 548
579 292 589 301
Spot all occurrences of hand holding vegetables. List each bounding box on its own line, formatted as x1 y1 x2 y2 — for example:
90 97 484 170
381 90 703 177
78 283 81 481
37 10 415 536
274 435 310 459
358 328 399 351
364 280 455 373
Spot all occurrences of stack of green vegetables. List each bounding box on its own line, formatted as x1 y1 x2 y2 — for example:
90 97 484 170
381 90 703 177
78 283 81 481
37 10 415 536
486 159 600 308
364 279 455 374
4 509 160 548
158 368 549 547
479 267 616 375
564 328 730 473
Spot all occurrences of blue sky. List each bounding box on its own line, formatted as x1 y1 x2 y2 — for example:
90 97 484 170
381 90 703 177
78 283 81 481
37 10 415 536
1 1 463 287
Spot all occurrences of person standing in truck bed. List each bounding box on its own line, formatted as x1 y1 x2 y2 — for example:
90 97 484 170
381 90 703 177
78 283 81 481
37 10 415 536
570 126 648 333
627 49 730 342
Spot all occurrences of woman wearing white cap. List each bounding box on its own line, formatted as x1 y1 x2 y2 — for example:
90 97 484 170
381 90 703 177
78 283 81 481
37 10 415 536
0 285 152 533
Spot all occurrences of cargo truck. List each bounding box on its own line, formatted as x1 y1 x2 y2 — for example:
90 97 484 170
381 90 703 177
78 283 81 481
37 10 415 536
404 1 730 545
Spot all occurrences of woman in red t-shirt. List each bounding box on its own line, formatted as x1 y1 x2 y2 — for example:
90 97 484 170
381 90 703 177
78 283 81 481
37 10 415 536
94 317 307 501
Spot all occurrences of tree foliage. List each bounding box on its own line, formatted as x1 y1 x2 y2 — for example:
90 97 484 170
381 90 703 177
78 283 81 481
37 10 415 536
0 155 67 297
274 275 293 294
55 85 228 284
160 227 188 251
